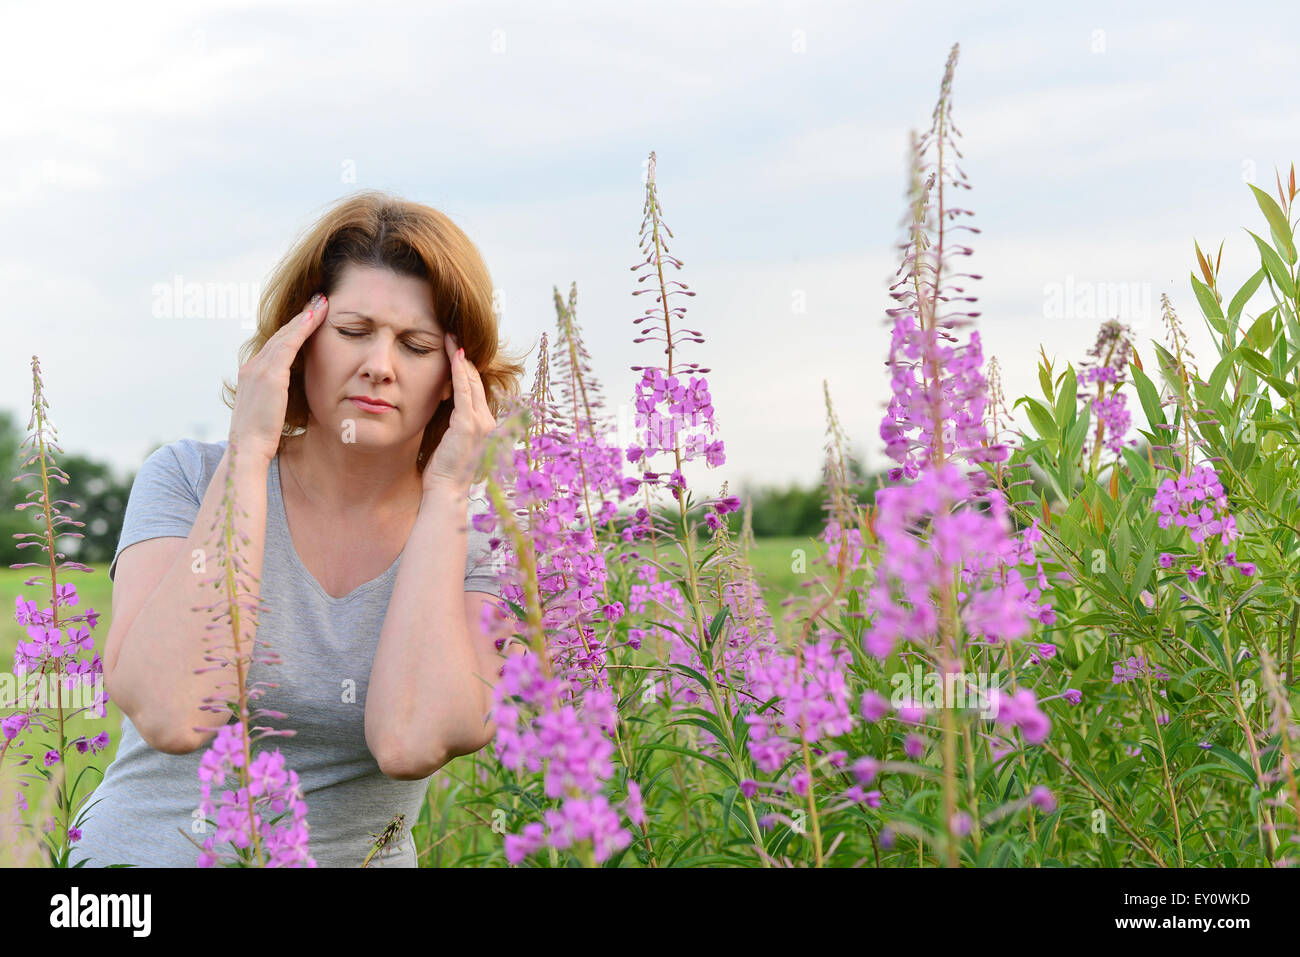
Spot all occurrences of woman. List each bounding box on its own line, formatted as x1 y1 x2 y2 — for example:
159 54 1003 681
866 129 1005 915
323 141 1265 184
74 191 527 867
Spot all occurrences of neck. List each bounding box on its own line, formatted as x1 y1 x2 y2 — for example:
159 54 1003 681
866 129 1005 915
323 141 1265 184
277 427 424 518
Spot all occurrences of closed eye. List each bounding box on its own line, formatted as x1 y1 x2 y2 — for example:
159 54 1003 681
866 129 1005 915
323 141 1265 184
336 328 436 356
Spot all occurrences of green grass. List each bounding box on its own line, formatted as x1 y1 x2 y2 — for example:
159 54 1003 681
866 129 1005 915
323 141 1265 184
738 535 826 641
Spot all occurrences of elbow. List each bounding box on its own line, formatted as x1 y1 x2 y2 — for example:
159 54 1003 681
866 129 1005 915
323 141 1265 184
139 711 212 755
372 728 495 780
107 671 210 755
133 712 208 755
374 739 451 781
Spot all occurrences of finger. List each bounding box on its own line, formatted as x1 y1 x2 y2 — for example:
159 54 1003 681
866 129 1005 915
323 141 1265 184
459 352 489 420
270 294 329 359
443 332 482 414
448 337 476 414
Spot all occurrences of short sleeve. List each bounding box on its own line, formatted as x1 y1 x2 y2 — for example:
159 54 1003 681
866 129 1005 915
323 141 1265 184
108 441 205 583
463 490 505 597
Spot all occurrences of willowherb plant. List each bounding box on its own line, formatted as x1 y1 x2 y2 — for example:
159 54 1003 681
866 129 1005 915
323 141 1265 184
185 436 314 867
1076 319 1138 473
478 291 653 867
1 357 110 866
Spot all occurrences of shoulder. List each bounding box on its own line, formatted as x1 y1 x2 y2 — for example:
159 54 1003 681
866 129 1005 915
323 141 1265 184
134 437 229 501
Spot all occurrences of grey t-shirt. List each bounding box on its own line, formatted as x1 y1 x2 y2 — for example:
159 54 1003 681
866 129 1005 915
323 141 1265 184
72 437 504 868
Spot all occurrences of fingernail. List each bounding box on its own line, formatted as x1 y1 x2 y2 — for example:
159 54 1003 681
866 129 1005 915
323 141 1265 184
309 293 324 310
457 347 465 359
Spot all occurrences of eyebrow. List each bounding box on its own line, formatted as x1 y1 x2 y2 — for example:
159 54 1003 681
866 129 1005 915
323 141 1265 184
333 310 442 336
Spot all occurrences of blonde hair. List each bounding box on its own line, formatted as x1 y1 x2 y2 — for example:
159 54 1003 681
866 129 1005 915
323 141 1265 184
221 190 526 483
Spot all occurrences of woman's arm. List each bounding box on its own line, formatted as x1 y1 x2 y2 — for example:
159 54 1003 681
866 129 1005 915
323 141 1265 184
107 445 271 753
364 481 513 779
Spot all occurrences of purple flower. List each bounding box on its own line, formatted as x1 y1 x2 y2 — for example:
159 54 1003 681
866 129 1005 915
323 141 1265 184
504 822 547 865
623 781 646 829
1111 655 1170 684
863 463 1033 660
713 495 741 515
991 687 1051 745
196 720 314 867
43 749 60 767
851 756 879 785
895 699 926 725
904 733 925 759
1153 464 1237 546
1158 552 1175 568
1028 786 1056 812
2 714 30 741
860 690 890 723
1062 688 1082 705
743 636 855 773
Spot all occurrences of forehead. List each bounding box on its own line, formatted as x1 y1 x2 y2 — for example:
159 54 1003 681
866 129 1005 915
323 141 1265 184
331 264 440 331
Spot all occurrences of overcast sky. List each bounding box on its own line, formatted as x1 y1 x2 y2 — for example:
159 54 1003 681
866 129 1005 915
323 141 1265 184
3 0 1296 502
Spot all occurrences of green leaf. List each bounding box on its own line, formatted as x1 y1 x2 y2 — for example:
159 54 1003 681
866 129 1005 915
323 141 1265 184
1244 308 1277 351
1207 745 1258 787
1121 444 1152 485
1039 360 1055 402
1248 184 1297 265
1246 229 1296 298
1129 363 1165 432
1073 645 1108 683
1239 347 1273 377
707 606 731 643
1128 541 1156 604
1227 267 1266 323
1065 403 1091 455
1190 273 1223 322
1014 396 1059 441
1055 366 1078 433
1206 349 1238 405
641 743 738 785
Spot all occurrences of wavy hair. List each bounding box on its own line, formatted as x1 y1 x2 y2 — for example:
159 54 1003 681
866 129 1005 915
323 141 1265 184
221 190 527 483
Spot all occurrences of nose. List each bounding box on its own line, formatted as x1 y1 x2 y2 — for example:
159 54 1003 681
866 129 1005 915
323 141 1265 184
358 333 399 383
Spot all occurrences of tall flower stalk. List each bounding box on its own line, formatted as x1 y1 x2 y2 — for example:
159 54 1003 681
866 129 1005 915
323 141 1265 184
874 44 1050 867
2 357 109 866
188 436 313 867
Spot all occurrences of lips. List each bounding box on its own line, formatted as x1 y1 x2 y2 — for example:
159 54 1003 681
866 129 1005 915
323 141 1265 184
348 396 395 408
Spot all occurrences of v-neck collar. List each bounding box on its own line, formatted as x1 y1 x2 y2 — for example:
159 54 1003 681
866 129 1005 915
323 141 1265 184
270 454 403 604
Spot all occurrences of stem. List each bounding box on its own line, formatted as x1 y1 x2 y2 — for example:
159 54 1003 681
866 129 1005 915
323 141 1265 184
1140 670 1185 866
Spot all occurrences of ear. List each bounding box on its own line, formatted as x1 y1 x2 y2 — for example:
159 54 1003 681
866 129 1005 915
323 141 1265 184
441 381 452 403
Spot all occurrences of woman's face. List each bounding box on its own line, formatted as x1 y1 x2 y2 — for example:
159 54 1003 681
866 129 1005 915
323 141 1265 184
299 262 452 454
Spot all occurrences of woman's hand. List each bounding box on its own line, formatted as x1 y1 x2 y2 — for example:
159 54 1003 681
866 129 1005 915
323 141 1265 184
422 331 497 496
229 293 328 467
